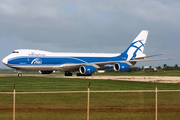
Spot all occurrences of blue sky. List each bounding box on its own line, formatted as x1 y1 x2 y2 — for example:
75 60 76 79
0 0 179 68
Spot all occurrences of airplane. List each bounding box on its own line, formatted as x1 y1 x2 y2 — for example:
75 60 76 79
2 30 175 76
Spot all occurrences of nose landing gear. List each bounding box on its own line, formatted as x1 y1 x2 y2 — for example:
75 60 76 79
17 70 22 76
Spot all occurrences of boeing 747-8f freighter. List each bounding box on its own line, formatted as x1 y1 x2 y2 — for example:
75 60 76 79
2 30 175 76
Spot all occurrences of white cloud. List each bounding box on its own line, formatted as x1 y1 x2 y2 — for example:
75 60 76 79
0 0 180 68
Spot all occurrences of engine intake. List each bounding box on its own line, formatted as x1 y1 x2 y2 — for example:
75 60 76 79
114 63 129 71
79 65 95 74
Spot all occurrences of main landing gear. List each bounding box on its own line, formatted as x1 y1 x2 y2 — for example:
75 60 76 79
64 72 92 76
65 71 73 76
77 73 92 76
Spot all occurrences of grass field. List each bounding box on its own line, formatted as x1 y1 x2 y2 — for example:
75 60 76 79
0 76 180 120
1 70 180 76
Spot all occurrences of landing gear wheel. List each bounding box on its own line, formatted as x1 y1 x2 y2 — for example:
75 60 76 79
17 73 22 76
77 73 92 76
65 71 73 76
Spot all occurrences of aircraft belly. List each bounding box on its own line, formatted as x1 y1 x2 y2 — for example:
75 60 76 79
54 66 79 72
10 64 80 72
10 65 55 71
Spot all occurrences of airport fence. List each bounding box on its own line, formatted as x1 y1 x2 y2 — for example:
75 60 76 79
0 83 180 120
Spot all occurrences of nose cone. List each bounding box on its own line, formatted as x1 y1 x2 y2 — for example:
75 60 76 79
2 57 8 65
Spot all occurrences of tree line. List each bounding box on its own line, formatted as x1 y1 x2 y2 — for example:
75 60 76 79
130 64 180 72
157 64 180 71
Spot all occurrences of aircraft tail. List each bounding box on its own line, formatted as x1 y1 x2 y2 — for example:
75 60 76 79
123 30 149 60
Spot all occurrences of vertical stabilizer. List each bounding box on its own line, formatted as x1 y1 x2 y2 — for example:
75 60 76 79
123 30 149 60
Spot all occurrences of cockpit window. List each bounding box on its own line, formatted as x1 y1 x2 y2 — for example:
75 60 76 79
12 51 19 53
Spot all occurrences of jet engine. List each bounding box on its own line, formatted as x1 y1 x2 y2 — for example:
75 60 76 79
79 65 96 74
114 63 129 71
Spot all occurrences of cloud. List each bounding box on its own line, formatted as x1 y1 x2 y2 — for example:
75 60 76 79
0 0 180 68
115 0 180 23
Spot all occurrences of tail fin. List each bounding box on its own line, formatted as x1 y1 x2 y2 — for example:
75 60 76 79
123 30 149 60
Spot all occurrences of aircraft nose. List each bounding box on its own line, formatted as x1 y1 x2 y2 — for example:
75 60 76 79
2 57 8 65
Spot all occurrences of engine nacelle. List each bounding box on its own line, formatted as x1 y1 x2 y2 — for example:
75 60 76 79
114 63 129 71
39 71 53 74
79 65 96 74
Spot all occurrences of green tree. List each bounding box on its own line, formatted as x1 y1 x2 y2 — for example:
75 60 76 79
157 66 161 70
163 64 167 68
174 64 178 70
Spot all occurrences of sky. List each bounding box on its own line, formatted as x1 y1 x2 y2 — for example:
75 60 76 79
0 0 180 68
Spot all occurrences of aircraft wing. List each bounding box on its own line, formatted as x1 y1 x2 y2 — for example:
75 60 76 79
53 57 176 71
93 57 176 67
133 54 165 60
130 57 176 62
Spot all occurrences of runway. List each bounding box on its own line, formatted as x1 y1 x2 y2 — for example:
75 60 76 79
0 74 180 83
75 76 180 83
